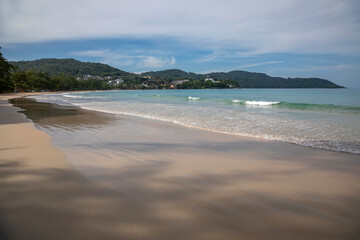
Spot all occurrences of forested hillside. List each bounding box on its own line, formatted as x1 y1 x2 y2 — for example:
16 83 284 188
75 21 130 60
141 69 343 88
10 58 131 77
1 56 344 92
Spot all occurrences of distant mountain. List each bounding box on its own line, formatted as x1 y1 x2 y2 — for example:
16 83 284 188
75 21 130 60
141 69 200 80
10 58 131 77
141 69 343 88
10 59 343 88
208 70 342 88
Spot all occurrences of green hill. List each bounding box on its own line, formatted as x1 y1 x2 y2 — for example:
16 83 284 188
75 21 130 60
9 59 343 88
141 69 343 88
141 69 200 80
10 58 131 77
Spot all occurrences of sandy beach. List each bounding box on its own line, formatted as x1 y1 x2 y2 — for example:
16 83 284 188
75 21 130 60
1 93 360 240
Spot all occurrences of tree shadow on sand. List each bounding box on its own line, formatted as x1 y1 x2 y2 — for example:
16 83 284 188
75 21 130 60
0 155 360 240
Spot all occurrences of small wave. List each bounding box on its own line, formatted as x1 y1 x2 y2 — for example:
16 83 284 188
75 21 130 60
245 101 280 106
75 103 360 155
228 99 360 113
230 99 279 106
188 96 201 100
62 95 82 99
275 102 360 113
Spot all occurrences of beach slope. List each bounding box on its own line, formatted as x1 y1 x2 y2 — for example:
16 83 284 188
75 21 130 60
1 94 360 240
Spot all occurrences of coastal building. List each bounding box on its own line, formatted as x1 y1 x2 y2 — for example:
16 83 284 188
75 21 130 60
205 77 219 83
169 79 189 89
108 78 124 85
171 79 189 85
114 78 124 84
78 75 123 81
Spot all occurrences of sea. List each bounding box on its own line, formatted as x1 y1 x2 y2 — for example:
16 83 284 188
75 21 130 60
31 89 360 154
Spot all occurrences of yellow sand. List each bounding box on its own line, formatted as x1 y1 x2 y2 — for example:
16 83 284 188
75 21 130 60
0 93 360 240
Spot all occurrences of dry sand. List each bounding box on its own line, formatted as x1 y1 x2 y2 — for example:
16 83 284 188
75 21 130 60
0 93 360 240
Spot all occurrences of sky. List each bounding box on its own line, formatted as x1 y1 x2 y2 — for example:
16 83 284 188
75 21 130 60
1 0 360 88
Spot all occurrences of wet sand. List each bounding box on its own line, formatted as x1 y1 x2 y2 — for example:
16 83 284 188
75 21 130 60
1 94 360 239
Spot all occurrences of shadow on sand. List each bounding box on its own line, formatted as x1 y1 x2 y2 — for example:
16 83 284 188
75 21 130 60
1 97 360 240
1 154 360 240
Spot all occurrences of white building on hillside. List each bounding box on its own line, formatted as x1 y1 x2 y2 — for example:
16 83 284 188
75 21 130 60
205 77 219 83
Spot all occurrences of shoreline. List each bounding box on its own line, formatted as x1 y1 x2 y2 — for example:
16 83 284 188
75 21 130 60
27 90 360 155
11 92 359 156
1 93 360 239
74 105 360 155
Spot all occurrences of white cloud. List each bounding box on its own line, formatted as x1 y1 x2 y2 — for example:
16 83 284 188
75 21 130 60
196 61 283 73
237 61 282 69
138 56 175 68
196 51 226 63
1 0 360 56
271 64 360 73
72 49 135 67
170 57 176 65
72 49 175 70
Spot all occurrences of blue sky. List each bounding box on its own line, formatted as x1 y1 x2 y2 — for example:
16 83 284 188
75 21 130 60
1 0 360 88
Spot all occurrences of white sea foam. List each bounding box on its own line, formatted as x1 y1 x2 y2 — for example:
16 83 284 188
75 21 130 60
245 101 279 106
29 91 360 155
76 101 360 154
62 94 82 99
188 96 201 100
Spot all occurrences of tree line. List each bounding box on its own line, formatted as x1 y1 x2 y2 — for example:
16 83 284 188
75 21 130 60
0 49 236 92
176 79 236 89
11 58 129 77
0 49 112 92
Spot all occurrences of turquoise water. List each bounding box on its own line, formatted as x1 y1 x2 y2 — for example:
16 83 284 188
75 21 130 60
33 89 360 154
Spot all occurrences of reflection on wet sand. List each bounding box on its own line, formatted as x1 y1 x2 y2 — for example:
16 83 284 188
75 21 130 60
4 96 360 240
10 98 116 131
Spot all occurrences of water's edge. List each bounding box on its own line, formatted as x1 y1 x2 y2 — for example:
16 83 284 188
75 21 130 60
29 89 360 155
